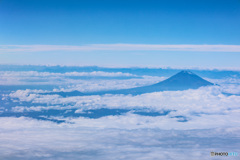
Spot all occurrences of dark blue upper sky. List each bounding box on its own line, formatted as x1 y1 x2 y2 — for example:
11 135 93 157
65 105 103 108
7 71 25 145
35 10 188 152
1 0 240 45
0 0 240 68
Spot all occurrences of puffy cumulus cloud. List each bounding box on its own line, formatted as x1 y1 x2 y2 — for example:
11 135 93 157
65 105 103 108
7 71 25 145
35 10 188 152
205 78 240 94
56 109 240 130
221 84 240 94
10 86 240 115
11 105 63 112
9 89 58 102
8 85 240 132
0 117 240 160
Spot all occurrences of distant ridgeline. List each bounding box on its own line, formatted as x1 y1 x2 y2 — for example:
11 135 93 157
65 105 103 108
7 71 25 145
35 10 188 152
42 70 214 97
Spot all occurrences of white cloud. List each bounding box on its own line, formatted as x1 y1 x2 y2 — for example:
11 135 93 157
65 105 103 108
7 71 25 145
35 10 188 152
0 117 239 160
9 85 240 131
0 71 136 77
0 70 165 87
3 74 163 92
0 71 139 85
64 76 164 92
205 78 240 94
1 44 240 53
2 68 240 160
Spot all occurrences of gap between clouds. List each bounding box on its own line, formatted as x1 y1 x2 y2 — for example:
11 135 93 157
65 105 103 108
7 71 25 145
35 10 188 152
1 44 240 52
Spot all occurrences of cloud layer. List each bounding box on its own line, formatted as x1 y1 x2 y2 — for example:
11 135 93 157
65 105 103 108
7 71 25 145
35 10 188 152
1 44 240 53
6 85 240 131
1 67 240 160
0 117 240 160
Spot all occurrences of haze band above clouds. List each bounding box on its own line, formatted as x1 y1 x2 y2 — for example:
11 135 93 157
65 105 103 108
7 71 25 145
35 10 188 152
1 44 240 52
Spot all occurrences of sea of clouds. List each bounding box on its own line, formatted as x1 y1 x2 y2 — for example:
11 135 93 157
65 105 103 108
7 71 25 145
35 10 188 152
0 66 240 160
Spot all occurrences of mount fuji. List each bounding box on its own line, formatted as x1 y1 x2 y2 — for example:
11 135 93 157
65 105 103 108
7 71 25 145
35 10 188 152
43 70 214 97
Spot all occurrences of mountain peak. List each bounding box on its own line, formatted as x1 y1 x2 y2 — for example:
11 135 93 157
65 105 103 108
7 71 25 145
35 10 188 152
105 70 214 95
152 70 214 90
179 70 195 75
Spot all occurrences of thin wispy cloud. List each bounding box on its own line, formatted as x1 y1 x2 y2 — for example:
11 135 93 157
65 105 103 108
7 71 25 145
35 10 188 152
1 44 240 52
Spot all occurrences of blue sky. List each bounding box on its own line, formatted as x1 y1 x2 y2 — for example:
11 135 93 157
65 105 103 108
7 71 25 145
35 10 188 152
0 0 240 68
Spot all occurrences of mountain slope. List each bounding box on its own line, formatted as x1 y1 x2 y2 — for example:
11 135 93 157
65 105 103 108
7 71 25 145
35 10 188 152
42 70 214 97
97 70 214 95
151 70 214 90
